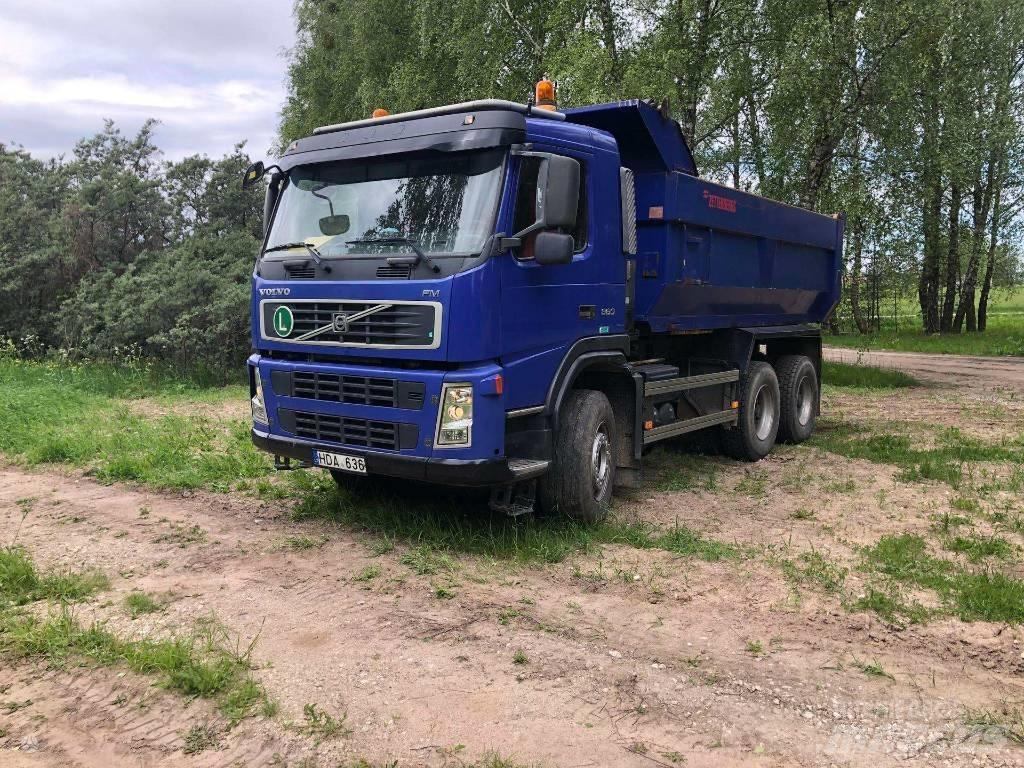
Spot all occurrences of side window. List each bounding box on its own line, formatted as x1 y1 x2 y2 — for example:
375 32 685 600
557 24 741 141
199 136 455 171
511 156 588 258
571 165 588 252
512 157 542 236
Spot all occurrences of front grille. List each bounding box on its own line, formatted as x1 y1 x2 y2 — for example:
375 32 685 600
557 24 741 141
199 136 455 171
272 370 426 409
262 301 436 347
279 408 417 451
294 372 396 406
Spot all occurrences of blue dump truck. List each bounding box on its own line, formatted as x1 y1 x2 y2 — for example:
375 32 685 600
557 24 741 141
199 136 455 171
243 81 843 522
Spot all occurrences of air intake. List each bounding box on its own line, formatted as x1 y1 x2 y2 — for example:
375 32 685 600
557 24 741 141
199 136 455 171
376 264 413 279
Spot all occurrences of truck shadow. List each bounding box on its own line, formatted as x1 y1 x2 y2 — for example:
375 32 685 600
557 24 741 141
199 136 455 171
291 475 603 563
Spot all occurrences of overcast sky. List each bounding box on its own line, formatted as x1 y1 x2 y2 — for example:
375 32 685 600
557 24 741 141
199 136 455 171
0 0 296 163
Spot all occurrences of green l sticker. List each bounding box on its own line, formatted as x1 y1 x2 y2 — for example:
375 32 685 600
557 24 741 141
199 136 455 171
272 306 294 337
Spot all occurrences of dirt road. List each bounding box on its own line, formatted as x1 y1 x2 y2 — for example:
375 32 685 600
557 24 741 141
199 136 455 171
2 375 1024 767
824 346 1024 391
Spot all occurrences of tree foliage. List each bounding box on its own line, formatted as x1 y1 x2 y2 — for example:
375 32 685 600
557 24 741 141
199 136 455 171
0 124 262 378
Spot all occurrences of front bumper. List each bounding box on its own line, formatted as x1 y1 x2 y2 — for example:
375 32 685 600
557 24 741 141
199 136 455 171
251 427 517 487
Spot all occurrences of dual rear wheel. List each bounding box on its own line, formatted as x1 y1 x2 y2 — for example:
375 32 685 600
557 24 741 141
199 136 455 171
720 355 818 461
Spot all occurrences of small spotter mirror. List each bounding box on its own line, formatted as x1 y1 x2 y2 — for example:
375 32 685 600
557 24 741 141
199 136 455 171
319 214 351 236
241 161 265 190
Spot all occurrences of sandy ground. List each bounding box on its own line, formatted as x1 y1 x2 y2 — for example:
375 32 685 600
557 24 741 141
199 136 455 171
1 355 1023 768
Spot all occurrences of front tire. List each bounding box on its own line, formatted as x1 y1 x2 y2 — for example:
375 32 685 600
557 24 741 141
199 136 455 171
721 361 780 461
776 355 818 444
538 390 617 523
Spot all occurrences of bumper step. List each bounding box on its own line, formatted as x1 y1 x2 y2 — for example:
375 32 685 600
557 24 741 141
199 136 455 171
507 458 550 480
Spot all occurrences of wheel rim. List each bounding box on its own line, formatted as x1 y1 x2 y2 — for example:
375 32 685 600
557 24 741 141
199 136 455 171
591 422 611 499
752 384 777 441
796 374 814 426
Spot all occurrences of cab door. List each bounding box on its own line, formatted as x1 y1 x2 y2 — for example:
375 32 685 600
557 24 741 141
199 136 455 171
497 146 626 411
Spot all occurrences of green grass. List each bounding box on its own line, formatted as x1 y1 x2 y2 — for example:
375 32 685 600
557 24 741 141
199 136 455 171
302 702 350 741
0 359 270 491
941 534 1014 562
123 591 162 618
811 422 1024 489
0 610 271 725
860 534 1024 624
827 302 1024 357
850 588 931 626
0 547 108 607
183 724 221 754
823 361 920 389
851 658 894 680
779 550 847 594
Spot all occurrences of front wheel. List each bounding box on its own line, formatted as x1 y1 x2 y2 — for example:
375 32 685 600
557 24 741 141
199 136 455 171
720 361 780 461
537 390 617 523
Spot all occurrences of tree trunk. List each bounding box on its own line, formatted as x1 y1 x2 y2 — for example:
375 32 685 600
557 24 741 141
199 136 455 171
940 183 961 332
594 0 621 90
955 152 995 332
679 0 715 146
918 45 943 334
849 220 869 334
977 152 1005 332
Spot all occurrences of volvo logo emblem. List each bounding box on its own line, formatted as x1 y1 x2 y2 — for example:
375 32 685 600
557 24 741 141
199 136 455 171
332 312 350 333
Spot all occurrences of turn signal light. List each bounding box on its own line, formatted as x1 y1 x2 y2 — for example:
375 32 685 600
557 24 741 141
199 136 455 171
372 108 390 118
535 78 557 111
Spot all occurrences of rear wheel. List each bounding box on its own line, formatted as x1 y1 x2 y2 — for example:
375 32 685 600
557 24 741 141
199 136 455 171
776 355 818 443
537 390 617 523
721 361 780 461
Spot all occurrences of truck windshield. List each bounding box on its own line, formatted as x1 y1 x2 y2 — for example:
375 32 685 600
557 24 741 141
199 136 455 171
266 149 504 258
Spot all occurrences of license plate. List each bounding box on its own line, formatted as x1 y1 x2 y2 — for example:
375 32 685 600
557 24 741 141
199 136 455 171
312 450 367 474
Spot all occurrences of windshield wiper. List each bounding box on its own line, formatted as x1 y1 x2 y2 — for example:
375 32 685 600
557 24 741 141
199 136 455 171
345 237 441 274
263 241 326 269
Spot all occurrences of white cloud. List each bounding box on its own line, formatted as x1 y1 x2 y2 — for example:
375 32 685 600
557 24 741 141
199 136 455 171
0 0 295 162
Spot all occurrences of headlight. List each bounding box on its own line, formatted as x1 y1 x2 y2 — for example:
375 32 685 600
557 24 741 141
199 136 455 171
251 373 269 426
436 383 472 446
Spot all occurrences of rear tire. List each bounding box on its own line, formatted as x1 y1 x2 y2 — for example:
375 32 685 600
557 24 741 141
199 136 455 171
721 361 780 461
537 390 616 523
776 355 818 444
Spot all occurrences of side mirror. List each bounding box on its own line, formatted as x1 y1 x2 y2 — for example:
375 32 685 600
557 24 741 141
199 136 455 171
512 152 580 240
242 160 265 190
533 231 574 266
319 214 350 236
536 154 580 231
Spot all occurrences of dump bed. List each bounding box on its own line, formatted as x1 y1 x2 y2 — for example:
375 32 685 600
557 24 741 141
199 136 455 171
565 101 843 332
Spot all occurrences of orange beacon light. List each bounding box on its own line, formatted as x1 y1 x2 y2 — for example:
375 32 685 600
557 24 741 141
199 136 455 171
535 78 557 111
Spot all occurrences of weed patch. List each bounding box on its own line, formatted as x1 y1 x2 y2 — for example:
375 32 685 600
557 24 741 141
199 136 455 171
859 534 1024 624
822 361 919 389
811 423 1024 489
780 550 847 594
0 547 108 607
123 591 162 618
942 534 1014 562
302 702 350 741
183 724 221 754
